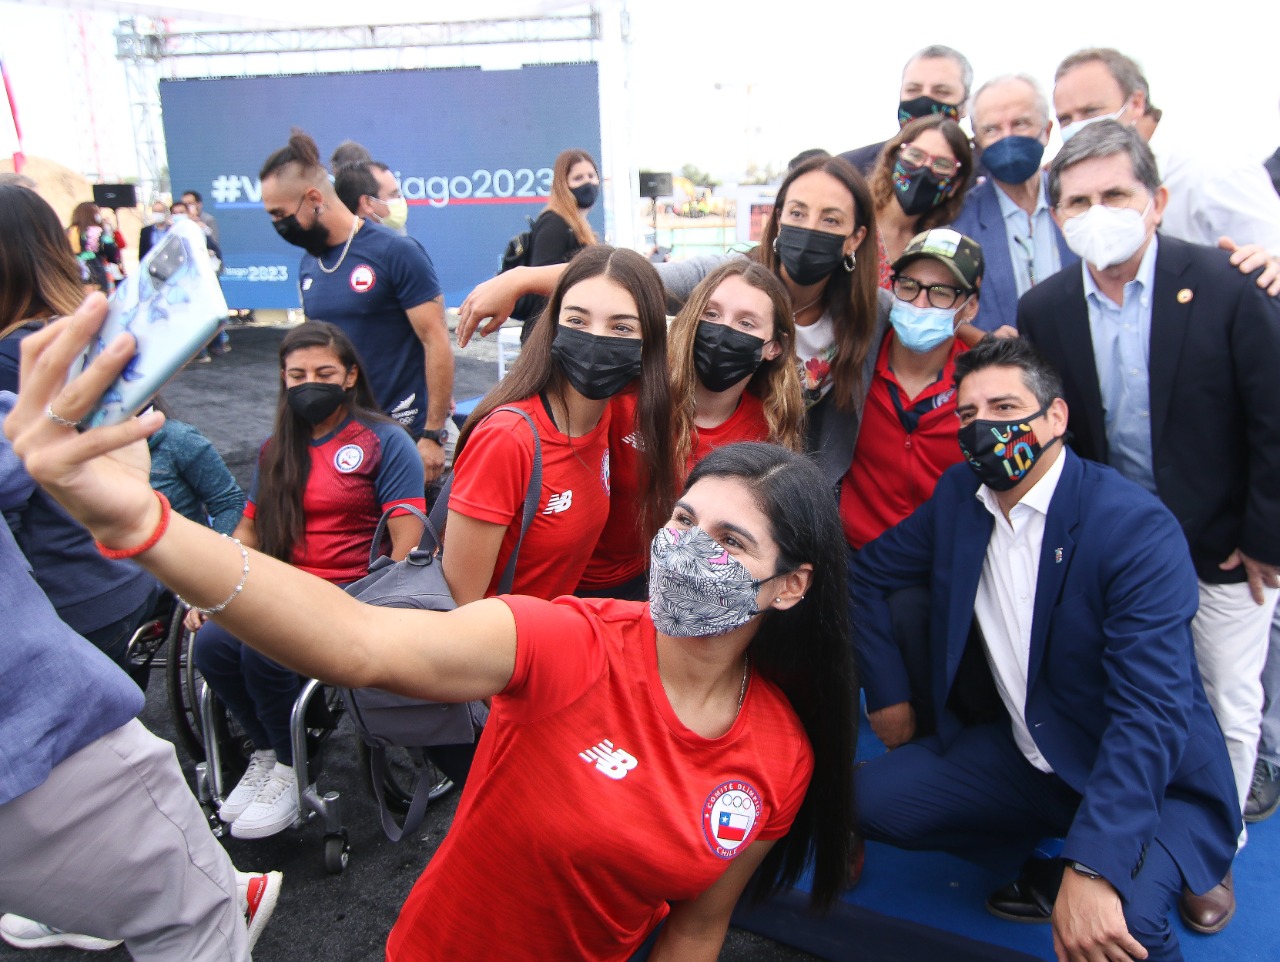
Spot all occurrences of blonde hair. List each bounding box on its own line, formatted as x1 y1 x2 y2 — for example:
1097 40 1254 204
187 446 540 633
544 148 599 246
667 260 805 475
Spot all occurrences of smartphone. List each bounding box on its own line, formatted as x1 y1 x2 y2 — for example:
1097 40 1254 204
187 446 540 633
74 219 229 427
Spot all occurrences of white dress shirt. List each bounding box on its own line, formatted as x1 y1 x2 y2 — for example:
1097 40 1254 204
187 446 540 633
1152 125 1280 257
972 448 1067 773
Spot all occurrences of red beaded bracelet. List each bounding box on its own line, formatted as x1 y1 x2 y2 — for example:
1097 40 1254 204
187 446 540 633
96 491 172 560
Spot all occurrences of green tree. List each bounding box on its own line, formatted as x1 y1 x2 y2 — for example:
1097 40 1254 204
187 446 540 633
680 163 721 188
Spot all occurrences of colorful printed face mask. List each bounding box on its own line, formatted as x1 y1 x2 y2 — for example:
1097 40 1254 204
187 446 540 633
649 525 783 637
892 162 954 217
898 95 961 127
958 408 1059 491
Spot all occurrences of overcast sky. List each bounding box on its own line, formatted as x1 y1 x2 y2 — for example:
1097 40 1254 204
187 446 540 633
4 0 1279 186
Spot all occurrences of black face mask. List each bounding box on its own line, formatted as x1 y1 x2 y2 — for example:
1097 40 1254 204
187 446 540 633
273 196 331 257
892 161 955 217
286 382 348 425
550 326 643 401
774 225 847 286
897 95 961 127
957 407 1060 491
693 320 766 392
570 182 599 209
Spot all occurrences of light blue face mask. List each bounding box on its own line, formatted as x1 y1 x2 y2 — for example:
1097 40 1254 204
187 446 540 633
1059 105 1127 144
889 300 961 354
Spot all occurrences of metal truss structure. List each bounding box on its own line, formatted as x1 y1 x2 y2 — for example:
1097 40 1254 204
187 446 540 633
112 10 604 200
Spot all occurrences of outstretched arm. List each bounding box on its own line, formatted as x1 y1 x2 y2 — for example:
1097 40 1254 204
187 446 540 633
5 296 517 702
456 265 566 346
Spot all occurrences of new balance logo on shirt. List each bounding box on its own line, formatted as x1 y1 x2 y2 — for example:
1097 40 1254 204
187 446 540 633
578 739 638 780
543 490 573 514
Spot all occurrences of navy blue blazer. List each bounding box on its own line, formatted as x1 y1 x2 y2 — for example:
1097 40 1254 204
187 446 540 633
948 175 1077 333
851 450 1239 899
1018 234 1280 583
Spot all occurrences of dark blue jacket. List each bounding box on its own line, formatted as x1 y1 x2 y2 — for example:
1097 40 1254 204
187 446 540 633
852 450 1240 899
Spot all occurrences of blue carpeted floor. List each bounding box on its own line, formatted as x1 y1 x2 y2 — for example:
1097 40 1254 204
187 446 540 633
734 707 1278 961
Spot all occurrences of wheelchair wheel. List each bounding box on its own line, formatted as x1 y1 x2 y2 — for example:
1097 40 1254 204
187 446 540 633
355 741 453 814
166 621 206 760
165 620 245 765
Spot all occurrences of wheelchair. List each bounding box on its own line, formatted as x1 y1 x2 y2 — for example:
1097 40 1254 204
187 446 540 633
177 617 455 873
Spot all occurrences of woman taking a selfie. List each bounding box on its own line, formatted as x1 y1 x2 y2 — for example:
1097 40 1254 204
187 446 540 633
8 304 856 958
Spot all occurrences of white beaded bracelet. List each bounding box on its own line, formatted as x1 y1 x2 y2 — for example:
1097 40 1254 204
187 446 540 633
180 535 250 615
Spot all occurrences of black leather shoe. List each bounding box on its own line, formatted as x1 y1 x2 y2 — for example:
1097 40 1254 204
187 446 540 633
985 857 1063 923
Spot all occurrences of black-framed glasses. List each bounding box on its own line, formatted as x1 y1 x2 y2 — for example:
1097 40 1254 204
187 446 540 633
891 274 970 309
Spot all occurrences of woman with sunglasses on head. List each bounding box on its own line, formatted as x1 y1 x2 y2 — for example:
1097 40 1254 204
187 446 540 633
868 115 973 289
9 300 857 957
445 245 676 605
577 259 805 600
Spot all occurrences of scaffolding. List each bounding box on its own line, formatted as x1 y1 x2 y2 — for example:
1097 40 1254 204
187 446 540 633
112 9 616 208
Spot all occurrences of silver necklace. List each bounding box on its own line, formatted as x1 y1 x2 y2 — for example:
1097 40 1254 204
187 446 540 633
792 294 821 320
737 656 750 715
317 216 359 274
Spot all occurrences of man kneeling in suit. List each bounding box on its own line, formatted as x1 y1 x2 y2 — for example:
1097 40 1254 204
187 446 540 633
851 338 1239 962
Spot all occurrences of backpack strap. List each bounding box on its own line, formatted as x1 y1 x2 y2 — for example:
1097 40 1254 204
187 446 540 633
367 744 435 843
425 406 542 595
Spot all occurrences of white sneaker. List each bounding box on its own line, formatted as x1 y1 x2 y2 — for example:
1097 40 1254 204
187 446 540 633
236 870 283 950
0 915 121 950
230 765 298 839
218 749 276 823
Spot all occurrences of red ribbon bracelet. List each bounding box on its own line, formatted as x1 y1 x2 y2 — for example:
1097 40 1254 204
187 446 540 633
96 490 171 560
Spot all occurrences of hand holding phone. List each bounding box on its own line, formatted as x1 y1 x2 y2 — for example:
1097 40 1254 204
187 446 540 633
74 219 228 427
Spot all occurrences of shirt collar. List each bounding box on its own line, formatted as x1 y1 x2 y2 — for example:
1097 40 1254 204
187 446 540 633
994 173 1050 221
1081 233 1159 310
976 441 1067 523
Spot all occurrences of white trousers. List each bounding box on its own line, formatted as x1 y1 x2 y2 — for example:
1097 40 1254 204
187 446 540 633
1193 580 1280 814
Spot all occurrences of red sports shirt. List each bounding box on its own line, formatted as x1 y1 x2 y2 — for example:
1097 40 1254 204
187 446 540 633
578 391 774 591
840 330 966 548
448 395 611 599
386 596 813 961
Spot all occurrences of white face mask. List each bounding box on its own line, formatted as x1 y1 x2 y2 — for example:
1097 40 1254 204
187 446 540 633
1061 199 1152 270
1059 105 1127 144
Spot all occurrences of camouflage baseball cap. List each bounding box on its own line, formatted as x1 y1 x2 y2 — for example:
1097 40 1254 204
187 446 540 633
892 228 984 290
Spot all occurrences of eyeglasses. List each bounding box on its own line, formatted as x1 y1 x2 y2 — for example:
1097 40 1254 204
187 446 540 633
891 274 970 309
898 143 961 178
1054 187 1146 219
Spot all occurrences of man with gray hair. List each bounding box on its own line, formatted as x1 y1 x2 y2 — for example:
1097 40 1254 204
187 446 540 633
1018 120 1280 936
949 75 1077 332
1053 47 1280 296
838 45 973 176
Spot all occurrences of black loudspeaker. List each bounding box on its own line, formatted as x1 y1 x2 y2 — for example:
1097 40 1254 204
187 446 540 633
639 172 673 199
93 183 137 209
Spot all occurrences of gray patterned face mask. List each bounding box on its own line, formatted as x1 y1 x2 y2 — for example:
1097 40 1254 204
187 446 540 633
648 525 781 637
